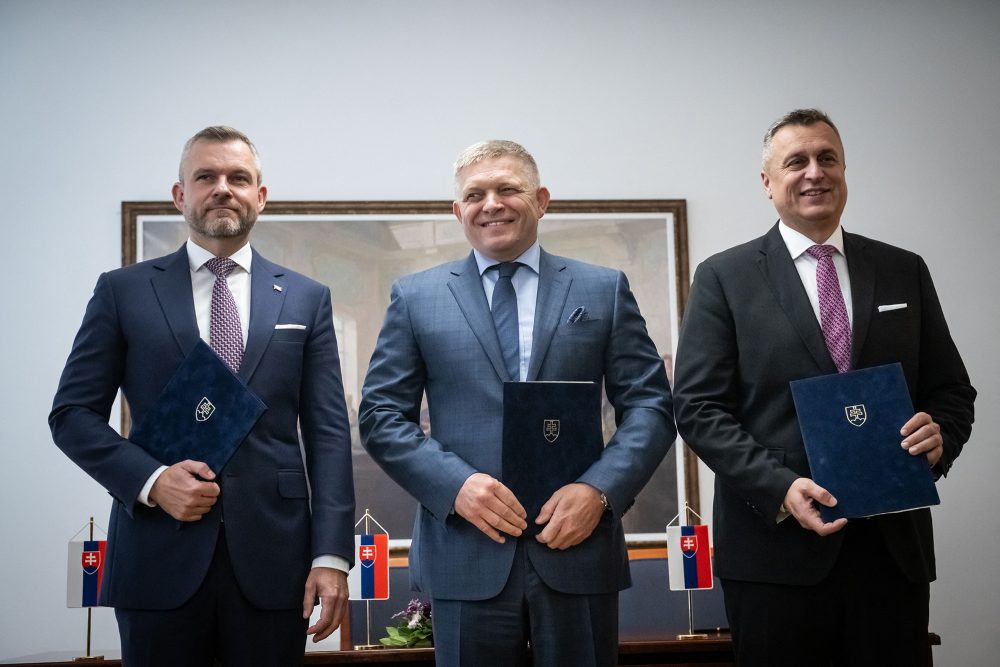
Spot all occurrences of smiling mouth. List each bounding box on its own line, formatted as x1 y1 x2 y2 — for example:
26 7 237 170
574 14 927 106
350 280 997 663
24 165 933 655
480 219 513 227
801 188 830 197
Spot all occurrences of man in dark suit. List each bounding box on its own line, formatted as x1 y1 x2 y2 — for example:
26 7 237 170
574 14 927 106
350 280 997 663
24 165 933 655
359 140 674 666
50 127 355 665
673 109 975 666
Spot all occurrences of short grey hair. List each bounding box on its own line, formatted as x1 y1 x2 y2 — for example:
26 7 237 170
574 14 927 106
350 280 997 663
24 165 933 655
179 126 262 182
762 109 841 168
453 140 540 192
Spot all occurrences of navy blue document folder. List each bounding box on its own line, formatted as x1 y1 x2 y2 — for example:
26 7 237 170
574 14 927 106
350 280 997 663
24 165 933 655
502 381 604 535
128 340 267 473
790 363 939 521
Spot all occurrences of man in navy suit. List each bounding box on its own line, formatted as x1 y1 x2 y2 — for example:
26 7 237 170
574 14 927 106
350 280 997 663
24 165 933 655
360 140 674 666
673 109 976 665
50 127 355 665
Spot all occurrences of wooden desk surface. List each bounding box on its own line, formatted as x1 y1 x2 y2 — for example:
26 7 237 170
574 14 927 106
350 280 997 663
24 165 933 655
1 636 735 667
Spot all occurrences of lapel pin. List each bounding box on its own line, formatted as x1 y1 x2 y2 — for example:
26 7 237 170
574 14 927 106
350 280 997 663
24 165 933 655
273 284 283 292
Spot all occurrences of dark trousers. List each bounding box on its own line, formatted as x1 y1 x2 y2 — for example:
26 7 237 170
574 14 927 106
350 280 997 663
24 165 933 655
115 525 308 666
722 520 931 667
432 539 619 667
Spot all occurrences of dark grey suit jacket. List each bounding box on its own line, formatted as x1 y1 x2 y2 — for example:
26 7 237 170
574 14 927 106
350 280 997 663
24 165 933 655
360 249 674 600
673 224 975 585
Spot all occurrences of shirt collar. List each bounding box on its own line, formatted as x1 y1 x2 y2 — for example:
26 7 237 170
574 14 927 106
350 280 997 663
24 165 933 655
473 241 541 276
187 238 253 274
778 221 845 260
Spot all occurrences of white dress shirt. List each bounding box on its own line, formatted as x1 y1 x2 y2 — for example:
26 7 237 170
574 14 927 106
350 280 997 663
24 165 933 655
778 222 854 328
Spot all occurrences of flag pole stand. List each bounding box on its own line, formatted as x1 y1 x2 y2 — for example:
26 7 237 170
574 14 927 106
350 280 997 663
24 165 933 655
671 503 710 640
353 510 386 651
676 589 708 640
73 517 104 662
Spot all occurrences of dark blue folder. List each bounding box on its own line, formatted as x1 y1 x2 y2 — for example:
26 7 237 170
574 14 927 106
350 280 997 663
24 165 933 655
502 381 604 535
128 340 267 473
790 363 939 520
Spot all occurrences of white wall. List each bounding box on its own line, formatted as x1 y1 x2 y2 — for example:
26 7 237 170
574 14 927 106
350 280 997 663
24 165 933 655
2 1 997 663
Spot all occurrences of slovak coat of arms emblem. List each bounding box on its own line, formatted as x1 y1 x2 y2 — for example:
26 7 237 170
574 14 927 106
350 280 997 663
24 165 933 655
543 419 560 443
680 534 699 558
81 550 102 575
195 397 216 422
359 543 377 568
845 404 867 427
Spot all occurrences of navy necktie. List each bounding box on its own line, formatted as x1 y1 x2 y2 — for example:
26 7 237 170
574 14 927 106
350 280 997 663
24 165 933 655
491 262 521 381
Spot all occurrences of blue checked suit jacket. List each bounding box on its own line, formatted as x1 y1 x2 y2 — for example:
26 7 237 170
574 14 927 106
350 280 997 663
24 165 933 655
359 249 674 600
50 245 356 610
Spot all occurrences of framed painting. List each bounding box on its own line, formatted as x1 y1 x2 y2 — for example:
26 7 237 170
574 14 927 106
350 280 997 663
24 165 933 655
122 199 693 545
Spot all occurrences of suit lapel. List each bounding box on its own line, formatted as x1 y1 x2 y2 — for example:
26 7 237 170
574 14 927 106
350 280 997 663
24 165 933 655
241 249 286 381
844 230 875 367
526 250 571 381
756 224 836 373
447 253 510 381
150 246 200 356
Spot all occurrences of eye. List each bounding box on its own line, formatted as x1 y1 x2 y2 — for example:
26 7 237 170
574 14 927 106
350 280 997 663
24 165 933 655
500 187 521 195
464 192 482 202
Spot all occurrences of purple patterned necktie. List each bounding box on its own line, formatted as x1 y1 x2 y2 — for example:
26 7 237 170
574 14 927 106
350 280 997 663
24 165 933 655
204 257 244 373
806 244 852 373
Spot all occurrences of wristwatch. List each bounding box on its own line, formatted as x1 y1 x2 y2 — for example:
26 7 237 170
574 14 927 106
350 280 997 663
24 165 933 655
599 492 611 512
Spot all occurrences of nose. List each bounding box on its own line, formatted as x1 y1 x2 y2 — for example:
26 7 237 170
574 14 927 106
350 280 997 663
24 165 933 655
212 177 233 197
804 159 825 180
483 191 504 212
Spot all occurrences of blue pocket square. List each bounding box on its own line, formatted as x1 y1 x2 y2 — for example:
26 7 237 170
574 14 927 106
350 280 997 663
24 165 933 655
567 306 591 323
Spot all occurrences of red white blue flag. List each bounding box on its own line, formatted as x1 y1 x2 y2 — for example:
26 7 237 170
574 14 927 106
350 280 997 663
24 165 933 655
667 524 713 590
67 539 106 607
348 533 390 600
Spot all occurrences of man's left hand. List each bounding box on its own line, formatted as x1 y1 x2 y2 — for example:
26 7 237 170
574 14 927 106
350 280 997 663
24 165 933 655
534 483 605 550
901 412 943 467
303 567 349 643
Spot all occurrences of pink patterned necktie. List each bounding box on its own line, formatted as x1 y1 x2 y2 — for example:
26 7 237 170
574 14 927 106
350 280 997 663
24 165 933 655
806 244 852 373
204 257 244 373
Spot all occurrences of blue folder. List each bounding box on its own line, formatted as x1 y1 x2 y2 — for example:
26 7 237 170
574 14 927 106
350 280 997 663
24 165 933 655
502 381 604 535
128 340 267 473
790 363 939 521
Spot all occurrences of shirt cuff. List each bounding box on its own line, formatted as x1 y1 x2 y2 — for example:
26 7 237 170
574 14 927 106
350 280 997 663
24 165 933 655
312 555 350 574
776 503 792 524
138 466 169 507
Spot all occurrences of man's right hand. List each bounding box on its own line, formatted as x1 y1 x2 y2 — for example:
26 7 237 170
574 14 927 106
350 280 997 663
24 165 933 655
148 460 220 521
454 473 527 544
782 477 848 536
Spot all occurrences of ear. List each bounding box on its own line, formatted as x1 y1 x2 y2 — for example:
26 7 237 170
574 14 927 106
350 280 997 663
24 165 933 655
534 186 552 217
171 182 185 212
257 184 268 212
452 200 463 222
760 170 773 200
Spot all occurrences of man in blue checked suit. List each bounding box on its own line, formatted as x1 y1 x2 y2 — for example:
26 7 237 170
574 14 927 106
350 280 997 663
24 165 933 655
50 127 355 665
360 140 674 666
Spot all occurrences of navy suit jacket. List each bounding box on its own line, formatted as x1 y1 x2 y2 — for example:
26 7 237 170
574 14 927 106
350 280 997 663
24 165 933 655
50 245 355 610
673 224 975 585
359 249 674 600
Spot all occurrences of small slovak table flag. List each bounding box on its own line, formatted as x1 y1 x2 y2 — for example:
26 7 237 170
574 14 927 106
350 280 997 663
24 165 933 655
667 524 713 591
67 539 107 607
348 533 390 600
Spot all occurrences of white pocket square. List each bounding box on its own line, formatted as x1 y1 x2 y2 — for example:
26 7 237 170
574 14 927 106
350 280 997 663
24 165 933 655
275 323 307 330
877 303 908 313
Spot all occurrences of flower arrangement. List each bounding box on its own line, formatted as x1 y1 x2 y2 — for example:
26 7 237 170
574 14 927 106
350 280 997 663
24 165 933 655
379 599 433 648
